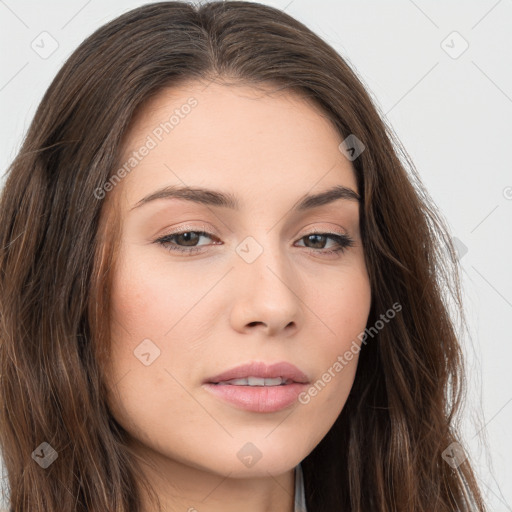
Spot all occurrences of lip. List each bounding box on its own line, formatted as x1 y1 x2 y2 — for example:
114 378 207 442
203 382 308 413
202 361 310 413
204 361 309 385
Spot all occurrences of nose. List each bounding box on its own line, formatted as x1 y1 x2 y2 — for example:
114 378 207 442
229 241 302 337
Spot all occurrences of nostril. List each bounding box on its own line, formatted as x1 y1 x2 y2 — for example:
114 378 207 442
248 321 264 327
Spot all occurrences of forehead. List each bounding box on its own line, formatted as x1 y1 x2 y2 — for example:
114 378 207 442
116 80 358 209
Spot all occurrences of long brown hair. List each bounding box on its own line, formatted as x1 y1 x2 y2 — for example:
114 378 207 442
0 1 487 510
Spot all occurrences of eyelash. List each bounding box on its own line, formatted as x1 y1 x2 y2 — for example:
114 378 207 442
154 230 355 257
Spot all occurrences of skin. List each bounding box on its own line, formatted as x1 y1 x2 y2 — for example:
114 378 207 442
104 80 372 512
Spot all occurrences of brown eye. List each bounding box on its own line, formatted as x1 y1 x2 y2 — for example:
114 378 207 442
156 231 219 254
296 232 354 255
173 231 202 246
154 230 354 257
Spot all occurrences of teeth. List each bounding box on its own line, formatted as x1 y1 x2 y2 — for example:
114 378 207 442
217 376 286 386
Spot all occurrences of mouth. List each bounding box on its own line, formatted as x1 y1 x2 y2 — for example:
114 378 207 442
202 361 310 413
204 360 310 386
212 376 296 386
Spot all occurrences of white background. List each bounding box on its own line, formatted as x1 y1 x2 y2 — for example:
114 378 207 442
0 0 511 510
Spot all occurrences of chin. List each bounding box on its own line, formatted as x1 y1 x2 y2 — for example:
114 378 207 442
210 444 303 478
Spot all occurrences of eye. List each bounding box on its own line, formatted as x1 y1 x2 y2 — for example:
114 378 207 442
154 230 354 257
295 232 354 256
155 230 219 255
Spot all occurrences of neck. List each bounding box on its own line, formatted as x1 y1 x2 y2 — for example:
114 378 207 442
132 445 296 512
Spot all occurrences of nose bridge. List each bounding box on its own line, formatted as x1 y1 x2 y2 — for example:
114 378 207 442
235 230 289 287
231 230 301 324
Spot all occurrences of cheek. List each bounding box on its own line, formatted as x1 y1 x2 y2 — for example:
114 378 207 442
106 358 206 443
109 247 192 339
105 261 201 441
301 264 371 407
314 262 372 344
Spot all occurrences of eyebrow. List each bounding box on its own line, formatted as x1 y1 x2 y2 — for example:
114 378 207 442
130 184 361 212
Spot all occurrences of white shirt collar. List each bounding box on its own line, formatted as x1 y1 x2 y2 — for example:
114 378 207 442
294 463 307 512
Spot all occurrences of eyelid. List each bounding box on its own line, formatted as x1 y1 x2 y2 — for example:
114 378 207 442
157 222 217 238
297 226 348 237
154 224 355 258
295 222 352 241
156 222 350 242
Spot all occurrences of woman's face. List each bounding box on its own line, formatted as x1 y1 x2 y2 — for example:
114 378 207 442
105 80 371 485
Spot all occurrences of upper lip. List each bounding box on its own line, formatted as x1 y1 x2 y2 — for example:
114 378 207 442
204 361 309 384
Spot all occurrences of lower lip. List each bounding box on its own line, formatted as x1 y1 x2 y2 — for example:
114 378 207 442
202 382 308 413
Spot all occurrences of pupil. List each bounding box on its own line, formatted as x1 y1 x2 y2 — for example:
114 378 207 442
308 234 324 248
179 232 198 246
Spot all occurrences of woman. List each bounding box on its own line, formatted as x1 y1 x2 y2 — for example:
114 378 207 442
0 1 487 511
